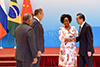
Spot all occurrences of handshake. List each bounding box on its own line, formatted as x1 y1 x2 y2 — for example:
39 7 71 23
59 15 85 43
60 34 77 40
65 38 76 42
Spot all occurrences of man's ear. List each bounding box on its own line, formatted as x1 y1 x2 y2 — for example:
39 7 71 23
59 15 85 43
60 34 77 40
81 18 83 21
29 19 31 23
27 20 29 23
39 12 41 15
28 19 31 26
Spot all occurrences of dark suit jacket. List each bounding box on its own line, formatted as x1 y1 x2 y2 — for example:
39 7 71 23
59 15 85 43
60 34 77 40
76 22 94 56
31 18 44 53
15 23 37 62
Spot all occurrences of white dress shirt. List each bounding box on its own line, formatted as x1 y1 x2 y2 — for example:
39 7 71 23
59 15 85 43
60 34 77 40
80 21 85 29
34 16 40 22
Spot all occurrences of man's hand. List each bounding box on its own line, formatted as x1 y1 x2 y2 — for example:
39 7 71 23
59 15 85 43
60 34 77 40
32 58 38 64
65 38 76 42
37 51 41 57
88 51 92 57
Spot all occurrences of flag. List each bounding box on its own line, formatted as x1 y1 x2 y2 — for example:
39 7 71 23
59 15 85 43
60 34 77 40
0 0 8 39
21 0 33 24
7 0 21 36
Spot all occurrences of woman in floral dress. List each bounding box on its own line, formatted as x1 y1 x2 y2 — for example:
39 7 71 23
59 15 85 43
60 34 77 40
58 14 78 67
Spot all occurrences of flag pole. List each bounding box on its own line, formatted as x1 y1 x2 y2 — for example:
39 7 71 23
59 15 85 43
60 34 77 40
0 39 3 49
14 38 16 49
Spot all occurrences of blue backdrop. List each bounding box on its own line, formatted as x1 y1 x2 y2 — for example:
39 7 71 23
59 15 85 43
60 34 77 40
0 0 100 48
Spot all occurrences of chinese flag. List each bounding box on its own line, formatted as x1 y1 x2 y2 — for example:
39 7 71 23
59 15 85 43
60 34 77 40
21 0 33 24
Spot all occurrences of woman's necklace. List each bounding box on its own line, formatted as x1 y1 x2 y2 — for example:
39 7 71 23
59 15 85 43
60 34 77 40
65 26 70 30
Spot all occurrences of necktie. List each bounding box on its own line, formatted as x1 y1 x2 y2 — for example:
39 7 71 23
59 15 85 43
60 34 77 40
79 26 81 35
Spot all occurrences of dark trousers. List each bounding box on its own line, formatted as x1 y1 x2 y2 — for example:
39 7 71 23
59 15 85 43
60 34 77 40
79 55 93 67
16 60 33 67
32 57 40 67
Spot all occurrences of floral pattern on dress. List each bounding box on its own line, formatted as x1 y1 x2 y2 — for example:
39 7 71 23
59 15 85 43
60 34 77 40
58 25 78 67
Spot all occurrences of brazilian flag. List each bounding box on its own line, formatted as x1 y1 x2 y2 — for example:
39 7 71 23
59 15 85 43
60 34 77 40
7 0 21 36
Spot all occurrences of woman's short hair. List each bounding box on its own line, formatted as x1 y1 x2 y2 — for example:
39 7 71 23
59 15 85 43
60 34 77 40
60 14 72 24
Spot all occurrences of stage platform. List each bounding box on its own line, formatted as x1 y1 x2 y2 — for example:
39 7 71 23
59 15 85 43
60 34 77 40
0 47 100 67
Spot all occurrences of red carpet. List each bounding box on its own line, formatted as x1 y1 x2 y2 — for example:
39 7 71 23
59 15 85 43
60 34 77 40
0 47 100 67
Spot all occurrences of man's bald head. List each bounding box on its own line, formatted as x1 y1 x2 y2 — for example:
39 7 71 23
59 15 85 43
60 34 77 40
23 13 32 22
23 13 33 26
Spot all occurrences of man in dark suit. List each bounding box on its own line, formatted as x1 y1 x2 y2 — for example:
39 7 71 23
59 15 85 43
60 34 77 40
15 13 37 67
31 8 44 67
75 13 94 67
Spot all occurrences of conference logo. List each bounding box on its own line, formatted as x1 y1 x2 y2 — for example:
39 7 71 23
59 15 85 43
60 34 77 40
8 5 19 19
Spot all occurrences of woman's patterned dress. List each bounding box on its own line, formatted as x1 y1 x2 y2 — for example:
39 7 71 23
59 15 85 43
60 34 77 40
58 25 78 67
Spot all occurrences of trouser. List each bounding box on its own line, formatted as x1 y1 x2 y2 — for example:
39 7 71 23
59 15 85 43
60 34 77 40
79 55 93 67
16 60 33 67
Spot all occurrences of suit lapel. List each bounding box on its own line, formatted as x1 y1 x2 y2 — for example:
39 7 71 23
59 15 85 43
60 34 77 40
33 18 44 33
